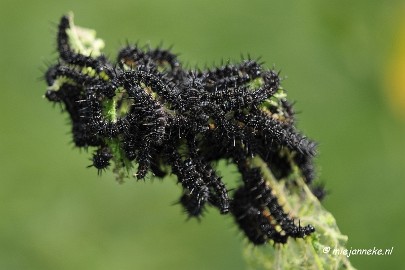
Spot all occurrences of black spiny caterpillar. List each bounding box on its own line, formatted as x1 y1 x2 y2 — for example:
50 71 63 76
44 14 323 245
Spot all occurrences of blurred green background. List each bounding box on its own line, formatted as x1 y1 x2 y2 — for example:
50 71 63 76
1 0 405 269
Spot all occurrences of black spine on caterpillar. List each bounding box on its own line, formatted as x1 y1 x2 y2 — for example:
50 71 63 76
44 64 61 87
294 152 316 184
146 47 184 81
117 45 147 68
231 186 287 244
280 99 295 124
168 149 209 217
47 82 102 147
47 65 109 93
201 59 263 91
241 111 317 157
186 137 230 214
147 47 180 70
179 192 205 218
57 16 114 77
134 141 152 180
90 147 113 175
205 69 280 112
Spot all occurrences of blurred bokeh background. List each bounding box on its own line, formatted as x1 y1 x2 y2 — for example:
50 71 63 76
1 0 405 269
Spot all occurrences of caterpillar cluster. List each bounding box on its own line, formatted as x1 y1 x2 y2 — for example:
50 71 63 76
44 15 324 245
